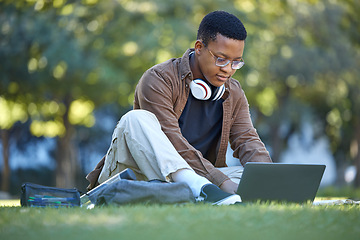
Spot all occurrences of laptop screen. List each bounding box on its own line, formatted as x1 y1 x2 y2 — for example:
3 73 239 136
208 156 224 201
236 163 326 203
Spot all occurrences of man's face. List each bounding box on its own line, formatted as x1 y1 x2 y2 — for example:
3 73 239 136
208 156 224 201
195 34 245 88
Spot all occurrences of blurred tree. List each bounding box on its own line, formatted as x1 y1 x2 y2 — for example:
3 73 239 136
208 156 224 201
0 1 102 188
0 0 226 189
1 0 359 190
275 0 360 186
234 0 360 186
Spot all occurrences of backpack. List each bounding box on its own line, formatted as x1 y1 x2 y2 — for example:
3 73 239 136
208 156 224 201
86 179 195 206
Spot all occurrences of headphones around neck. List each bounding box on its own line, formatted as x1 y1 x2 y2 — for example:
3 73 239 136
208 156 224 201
189 79 225 101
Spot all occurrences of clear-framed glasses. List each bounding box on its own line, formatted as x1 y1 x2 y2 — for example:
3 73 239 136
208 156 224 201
205 46 245 70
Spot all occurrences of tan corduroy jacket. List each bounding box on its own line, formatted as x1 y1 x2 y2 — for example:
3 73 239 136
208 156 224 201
133 48 272 187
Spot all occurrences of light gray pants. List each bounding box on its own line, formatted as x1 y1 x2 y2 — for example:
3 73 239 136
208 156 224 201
98 110 243 185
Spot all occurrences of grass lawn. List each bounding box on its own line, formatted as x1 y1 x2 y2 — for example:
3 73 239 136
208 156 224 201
1 198 359 240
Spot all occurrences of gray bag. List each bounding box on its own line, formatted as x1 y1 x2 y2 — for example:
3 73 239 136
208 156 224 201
91 180 195 206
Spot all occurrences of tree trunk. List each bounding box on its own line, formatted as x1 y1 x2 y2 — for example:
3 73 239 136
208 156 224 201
268 87 291 163
269 121 282 162
354 118 360 188
55 97 77 188
1 129 10 192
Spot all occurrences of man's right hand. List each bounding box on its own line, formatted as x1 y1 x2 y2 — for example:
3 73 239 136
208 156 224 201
219 179 238 194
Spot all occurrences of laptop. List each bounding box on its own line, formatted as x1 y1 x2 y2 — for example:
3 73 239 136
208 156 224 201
236 162 326 203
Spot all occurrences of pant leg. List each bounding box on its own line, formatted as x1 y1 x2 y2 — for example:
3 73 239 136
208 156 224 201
217 166 244 184
98 110 192 184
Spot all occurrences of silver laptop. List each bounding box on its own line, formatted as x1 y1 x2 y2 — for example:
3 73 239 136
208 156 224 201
236 162 326 203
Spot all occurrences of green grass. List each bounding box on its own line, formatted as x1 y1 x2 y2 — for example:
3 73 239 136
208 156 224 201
317 186 360 200
1 187 359 240
1 202 359 240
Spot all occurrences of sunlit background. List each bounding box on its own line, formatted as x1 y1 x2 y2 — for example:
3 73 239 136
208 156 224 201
0 0 359 197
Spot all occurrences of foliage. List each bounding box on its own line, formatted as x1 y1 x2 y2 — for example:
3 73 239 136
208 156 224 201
0 1 99 135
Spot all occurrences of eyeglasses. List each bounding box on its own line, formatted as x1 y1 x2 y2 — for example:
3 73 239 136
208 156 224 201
205 46 245 70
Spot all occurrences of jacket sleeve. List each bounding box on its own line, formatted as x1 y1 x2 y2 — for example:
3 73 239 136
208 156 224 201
229 87 272 165
133 66 230 187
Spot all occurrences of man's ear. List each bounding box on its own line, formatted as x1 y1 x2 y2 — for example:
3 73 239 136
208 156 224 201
194 40 204 55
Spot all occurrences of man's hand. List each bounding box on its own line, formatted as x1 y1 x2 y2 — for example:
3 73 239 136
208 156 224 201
219 179 238 194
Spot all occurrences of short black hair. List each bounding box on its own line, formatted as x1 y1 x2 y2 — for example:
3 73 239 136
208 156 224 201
197 11 247 46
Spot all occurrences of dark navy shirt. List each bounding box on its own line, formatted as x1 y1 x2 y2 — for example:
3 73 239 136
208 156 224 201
178 93 224 165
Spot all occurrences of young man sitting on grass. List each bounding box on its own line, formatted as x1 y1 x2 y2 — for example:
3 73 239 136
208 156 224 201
87 10 272 205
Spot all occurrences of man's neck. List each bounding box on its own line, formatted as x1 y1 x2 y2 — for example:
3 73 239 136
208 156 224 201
189 51 203 80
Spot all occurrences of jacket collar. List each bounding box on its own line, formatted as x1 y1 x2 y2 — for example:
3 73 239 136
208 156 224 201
179 48 194 82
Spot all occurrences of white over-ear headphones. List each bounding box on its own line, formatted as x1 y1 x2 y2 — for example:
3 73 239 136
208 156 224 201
189 79 225 101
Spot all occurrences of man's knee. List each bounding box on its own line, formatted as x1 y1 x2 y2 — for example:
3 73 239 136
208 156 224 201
122 110 157 124
115 110 161 135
